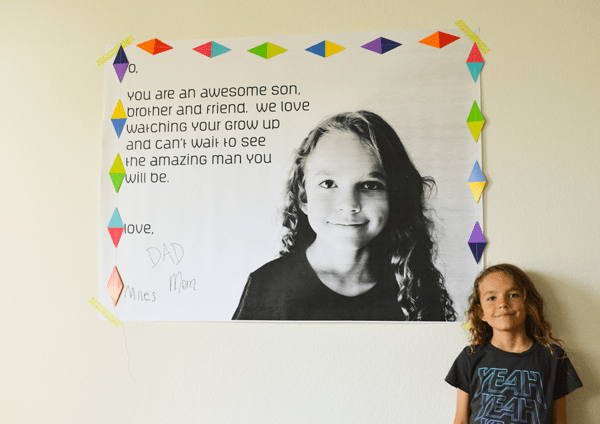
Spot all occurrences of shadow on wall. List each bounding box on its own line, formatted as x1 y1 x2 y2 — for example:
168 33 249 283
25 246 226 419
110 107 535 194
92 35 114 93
528 271 597 423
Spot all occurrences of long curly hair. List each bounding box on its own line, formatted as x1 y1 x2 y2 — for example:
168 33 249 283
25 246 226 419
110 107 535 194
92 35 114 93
467 264 564 354
280 111 456 321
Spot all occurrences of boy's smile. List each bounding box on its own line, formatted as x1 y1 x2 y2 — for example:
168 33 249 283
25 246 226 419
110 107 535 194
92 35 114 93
301 130 390 252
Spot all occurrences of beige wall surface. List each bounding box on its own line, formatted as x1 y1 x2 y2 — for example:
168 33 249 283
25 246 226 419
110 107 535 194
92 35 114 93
1 0 598 422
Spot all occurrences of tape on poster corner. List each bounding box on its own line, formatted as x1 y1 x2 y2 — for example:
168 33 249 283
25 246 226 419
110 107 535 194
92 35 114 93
454 20 490 54
97 35 135 66
89 297 122 327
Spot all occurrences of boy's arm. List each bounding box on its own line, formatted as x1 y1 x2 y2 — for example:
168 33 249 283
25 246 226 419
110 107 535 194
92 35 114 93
453 388 469 424
553 397 567 424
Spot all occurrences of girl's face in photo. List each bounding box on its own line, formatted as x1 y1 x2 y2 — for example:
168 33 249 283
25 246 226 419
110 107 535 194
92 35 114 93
301 130 390 251
478 272 528 335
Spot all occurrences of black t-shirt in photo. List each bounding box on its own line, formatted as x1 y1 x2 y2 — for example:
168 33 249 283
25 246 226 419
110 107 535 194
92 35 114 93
232 250 406 321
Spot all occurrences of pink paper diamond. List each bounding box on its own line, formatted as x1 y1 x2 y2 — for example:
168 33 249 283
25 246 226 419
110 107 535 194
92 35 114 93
107 266 124 306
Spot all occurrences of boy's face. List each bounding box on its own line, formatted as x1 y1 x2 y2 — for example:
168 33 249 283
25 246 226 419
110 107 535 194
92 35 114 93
479 272 528 336
301 130 390 252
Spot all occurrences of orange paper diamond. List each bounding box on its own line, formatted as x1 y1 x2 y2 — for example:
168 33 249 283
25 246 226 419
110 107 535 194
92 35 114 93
419 31 460 49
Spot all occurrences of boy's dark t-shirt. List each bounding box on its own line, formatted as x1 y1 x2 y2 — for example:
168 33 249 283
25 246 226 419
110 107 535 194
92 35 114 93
232 250 406 321
445 342 582 424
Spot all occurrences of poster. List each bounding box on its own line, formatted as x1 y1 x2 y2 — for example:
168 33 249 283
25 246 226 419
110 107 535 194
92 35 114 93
99 29 483 321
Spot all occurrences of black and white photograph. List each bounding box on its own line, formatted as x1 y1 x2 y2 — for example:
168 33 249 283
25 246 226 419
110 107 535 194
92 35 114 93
233 111 458 321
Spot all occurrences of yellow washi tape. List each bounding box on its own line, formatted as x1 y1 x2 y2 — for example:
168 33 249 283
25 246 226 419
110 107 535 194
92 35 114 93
455 20 490 54
97 35 135 66
89 297 122 327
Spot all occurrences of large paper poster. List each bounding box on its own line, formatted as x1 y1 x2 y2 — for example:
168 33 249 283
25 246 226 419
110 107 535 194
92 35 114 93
99 29 483 321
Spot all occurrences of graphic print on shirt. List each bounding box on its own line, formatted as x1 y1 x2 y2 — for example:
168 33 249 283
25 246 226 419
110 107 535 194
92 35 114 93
473 367 546 424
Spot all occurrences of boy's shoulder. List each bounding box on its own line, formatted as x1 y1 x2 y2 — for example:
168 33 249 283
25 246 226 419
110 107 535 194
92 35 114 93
460 344 486 357
449 344 488 368
248 251 316 296
251 252 305 280
547 343 566 359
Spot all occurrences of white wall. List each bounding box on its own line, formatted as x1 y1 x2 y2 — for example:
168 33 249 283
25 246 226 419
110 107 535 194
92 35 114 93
1 0 598 422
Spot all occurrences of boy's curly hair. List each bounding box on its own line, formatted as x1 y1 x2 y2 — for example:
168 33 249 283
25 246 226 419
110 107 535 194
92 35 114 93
280 111 457 321
467 264 564 355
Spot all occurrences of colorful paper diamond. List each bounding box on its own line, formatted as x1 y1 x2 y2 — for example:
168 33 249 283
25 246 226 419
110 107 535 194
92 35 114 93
361 37 401 54
111 100 127 138
466 43 484 82
107 266 124 306
306 41 345 58
108 208 124 248
419 31 460 49
113 46 129 83
248 42 287 59
468 222 487 264
468 161 486 203
109 154 126 193
467 101 485 142
137 38 173 55
193 41 231 58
